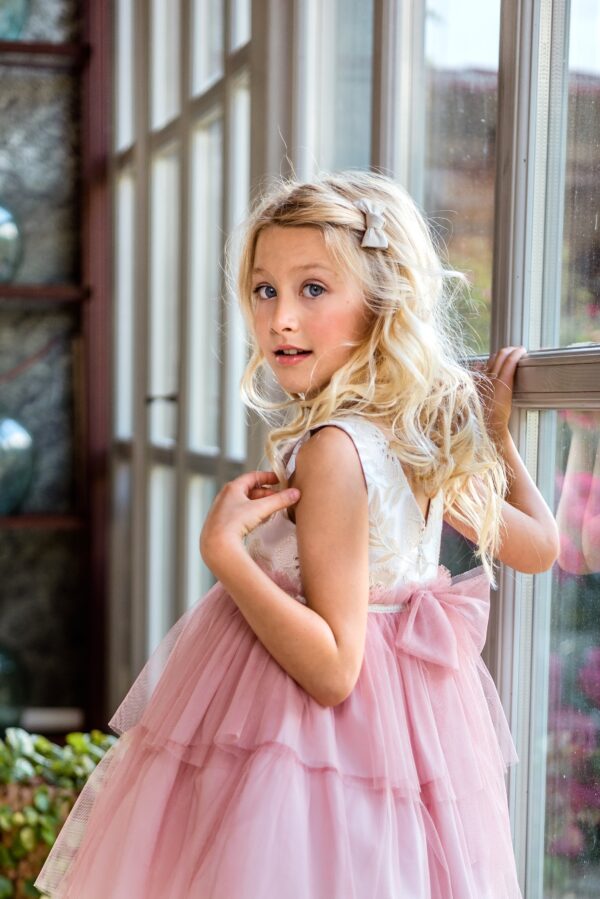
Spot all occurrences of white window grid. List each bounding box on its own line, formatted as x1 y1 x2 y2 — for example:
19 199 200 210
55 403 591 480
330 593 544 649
110 3 600 893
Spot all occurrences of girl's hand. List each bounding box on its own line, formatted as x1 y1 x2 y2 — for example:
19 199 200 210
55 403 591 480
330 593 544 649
200 470 300 564
473 345 528 442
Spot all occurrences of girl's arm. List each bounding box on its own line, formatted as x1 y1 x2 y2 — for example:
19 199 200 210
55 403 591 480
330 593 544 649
201 427 370 708
445 346 560 574
443 430 560 573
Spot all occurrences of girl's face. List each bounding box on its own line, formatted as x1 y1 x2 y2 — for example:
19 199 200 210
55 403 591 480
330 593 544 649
251 225 370 396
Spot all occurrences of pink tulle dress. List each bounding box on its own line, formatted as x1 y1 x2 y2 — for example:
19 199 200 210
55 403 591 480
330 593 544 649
35 415 523 898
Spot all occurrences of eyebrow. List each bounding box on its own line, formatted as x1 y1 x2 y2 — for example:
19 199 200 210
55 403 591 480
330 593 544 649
252 263 336 275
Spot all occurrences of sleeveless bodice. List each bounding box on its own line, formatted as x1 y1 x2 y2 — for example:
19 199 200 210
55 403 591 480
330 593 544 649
245 415 445 600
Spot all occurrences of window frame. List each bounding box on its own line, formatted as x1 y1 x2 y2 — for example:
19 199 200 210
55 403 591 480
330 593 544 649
110 2 600 890
109 0 253 707
251 1 600 891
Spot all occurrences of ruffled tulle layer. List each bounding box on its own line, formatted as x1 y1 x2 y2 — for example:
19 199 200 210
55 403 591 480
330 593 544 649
35 564 523 898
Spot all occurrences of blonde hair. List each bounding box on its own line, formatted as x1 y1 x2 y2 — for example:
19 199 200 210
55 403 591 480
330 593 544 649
225 169 508 587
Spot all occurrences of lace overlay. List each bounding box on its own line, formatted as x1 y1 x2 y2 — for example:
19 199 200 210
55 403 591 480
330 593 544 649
245 415 444 600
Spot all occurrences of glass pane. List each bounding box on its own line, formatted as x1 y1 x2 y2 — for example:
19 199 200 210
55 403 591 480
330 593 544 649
0 306 77 513
0 0 81 42
0 530 85 708
151 0 180 128
192 0 224 95
542 3 600 350
114 171 135 438
147 466 176 656
149 146 180 445
115 0 135 150
439 520 479 576
230 0 250 50
188 114 222 452
186 474 218 608
226 74 250 460
109 462 133 706
0 67 80 284
423 0 501 354
316 0 373 170
544 409 600 893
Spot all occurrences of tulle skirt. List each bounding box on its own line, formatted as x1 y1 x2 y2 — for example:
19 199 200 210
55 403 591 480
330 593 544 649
35 563 522 898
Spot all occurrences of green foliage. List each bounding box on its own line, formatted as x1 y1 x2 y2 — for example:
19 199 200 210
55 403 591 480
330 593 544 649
0 727 116 898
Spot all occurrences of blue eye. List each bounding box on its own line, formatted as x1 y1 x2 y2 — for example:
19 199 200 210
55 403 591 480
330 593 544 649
303 283 325 298
252 285 276 300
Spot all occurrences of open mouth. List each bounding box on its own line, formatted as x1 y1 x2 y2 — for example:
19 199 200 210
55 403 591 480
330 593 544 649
274 349 313 365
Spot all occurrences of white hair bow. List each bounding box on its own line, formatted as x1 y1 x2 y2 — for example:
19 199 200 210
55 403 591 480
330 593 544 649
353 198 389 249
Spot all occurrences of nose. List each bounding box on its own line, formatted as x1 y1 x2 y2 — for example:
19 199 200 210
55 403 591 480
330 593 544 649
269 290 300 333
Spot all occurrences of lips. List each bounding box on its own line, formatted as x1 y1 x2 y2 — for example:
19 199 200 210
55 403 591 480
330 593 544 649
273 349 313 366
274 348 312 356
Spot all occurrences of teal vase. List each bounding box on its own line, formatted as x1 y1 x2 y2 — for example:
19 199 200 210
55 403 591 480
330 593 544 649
0 0 31 40
0 643 29 732
0 203 24 282
0 416 34 514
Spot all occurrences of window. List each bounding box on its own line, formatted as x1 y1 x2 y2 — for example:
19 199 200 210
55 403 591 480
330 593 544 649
111 2 600 889
110 0 251 683
422 0 501 354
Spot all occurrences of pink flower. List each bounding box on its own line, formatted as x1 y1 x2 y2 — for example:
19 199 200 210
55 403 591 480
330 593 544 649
548 705 597 756
568 779 600 812
548 821 586 858
548 653 563 711
577 646 600 708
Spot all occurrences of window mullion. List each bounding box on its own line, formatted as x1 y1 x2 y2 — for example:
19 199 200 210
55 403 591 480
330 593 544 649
373 0 426 193
492 0 548 352
173 0 192 620
250 0 294 185
290 0 319 178
129 0 152 682
540 1 571 351
247 0 295 467
490 0 549 886
371 0 399 177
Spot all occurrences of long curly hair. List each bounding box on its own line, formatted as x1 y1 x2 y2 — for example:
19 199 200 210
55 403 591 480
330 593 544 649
224 169 508 586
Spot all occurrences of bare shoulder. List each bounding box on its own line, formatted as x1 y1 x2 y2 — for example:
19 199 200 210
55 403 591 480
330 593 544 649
294 424 368 492
290 424 370 703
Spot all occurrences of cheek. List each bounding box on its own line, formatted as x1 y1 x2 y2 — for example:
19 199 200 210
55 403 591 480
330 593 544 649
252 309 268 343
318 308 366 348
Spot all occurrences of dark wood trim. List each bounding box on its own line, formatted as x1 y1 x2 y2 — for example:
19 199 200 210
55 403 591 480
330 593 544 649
0 40 90 69
0 284 90 302
0 515 85 530
81 0 112 729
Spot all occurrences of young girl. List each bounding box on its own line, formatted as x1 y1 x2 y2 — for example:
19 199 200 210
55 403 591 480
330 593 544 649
35 170 559 898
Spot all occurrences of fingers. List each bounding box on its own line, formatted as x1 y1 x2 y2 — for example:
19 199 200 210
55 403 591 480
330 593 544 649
249 487 277 499
273 486 301 506
487 345 527 374
238 470 280 493
472 345 526 375
248 487 301 529
240 470 301 506
490 346 527 391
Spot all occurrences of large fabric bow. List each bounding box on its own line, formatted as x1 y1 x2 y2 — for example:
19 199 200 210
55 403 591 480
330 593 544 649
394 566 491 670
354 198 389 248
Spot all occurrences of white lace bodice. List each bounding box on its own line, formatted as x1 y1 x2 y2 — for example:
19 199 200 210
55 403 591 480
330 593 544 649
245 414 444 598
